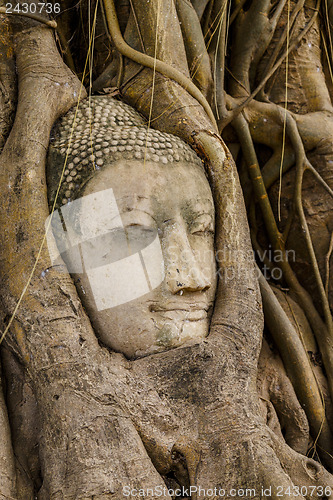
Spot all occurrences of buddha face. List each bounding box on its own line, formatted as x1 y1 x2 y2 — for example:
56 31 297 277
62 159 217 359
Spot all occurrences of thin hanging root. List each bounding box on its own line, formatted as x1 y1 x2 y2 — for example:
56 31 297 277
229 0 248 25
223 0 320 127
128 0 146 53
285 114 333 338
259 0 305 96
175 0 213 99
258 270 333 471
227 0 286 98
323 0 333 85
252 231 281 276
261 147 295 190
101 0 218 131
232 111 333 406
56 25 76 74
213 0 228 120
232 112 282 249
228 97 333 199
325 232 333 297
305 159 333 198
229 0 286 100
202 0 214 37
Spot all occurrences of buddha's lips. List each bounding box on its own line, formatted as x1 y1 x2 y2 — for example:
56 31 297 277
149 305 209 321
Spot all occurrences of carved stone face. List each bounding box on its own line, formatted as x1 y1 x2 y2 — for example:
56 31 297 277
66 159 217 359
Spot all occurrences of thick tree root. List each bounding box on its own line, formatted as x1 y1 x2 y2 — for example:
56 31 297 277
257 338 310 455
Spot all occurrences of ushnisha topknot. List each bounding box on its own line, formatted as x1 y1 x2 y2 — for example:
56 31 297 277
47 96 203 209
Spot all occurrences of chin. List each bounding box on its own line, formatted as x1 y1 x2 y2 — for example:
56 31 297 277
93 314 209 359
154 317 209 347
114 317 209 359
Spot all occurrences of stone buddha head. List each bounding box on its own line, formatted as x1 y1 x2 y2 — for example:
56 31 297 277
47 97 217 359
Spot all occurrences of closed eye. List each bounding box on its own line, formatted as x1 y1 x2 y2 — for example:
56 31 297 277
189 214 214 236
191 228 214 236
125 223 156 233
124 224 157 244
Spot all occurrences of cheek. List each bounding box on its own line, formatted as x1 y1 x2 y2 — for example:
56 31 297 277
101 300 151 329
79 289 160 342
77 270 161 317
191 237 216 280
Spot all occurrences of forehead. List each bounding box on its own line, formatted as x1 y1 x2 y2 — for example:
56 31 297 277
82 160 214 214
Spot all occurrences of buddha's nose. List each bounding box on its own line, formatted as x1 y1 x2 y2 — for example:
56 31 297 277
163 223 212 295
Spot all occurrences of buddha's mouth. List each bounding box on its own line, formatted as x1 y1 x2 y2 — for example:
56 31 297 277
149 303 209 321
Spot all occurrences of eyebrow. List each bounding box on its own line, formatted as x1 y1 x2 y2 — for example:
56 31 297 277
116 195 150 202
182 198 214 214
116 195 214 223
115 195 152 212
121 207 157 222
